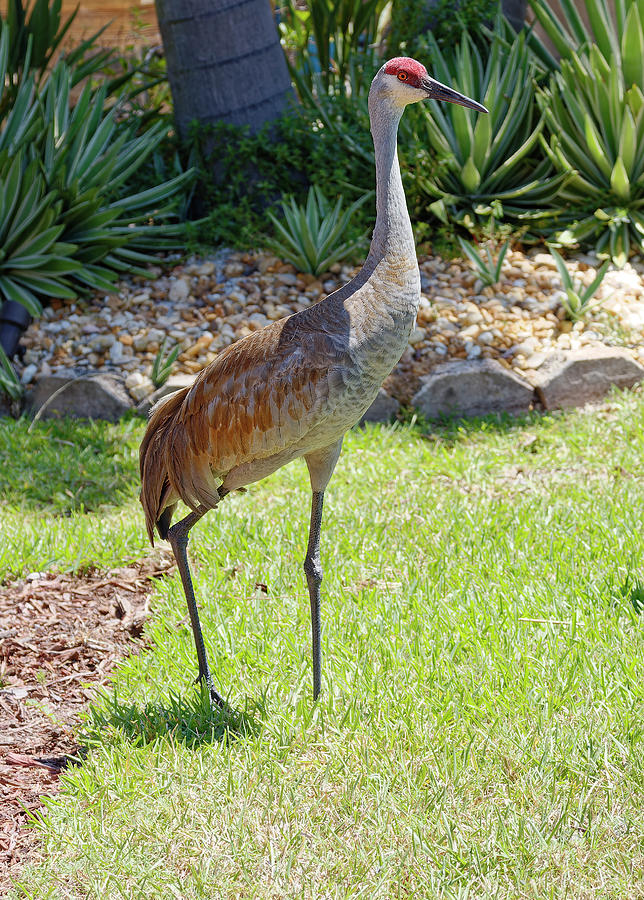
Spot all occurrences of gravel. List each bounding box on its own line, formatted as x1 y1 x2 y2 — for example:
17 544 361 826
16 247 644 405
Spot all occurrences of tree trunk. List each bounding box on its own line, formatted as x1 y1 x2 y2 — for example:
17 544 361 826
502 0 528 31
155 0 293 137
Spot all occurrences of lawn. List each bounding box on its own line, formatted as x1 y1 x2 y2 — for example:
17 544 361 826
5 390 644 899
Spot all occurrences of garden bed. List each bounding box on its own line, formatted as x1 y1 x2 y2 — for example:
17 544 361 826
0 553 173 892
15 248 644 414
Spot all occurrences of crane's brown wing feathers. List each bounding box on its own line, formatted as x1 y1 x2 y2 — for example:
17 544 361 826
140 315 351 541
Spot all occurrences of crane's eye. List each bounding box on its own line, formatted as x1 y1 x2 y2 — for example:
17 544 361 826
397 71 409 82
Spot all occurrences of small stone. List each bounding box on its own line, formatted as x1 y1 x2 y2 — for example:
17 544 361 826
524 352 547 369
224 261 244 278
248 313 269 330
408 327 426 346
459 324 480 340
88 334 115 351
109 341 125 364
228 290 247 306
21 363 37 384
464 309 483 325
125 372 145 390
512 337 537 356
128 375 154 402
169 278 191 303
257 255 280 274
434 317 458 332
276 273 298 286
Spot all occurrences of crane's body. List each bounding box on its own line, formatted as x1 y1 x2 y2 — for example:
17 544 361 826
140 57 487 705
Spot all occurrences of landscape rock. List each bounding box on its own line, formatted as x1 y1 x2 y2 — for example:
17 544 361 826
534 347 644 409
412 359 533 419
169 277 191 303
26 373 132 422
136 374 195 418
359 388 400 425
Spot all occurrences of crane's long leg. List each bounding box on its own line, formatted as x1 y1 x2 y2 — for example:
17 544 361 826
167 505 224 708
303 439 343 701
303 490 325 700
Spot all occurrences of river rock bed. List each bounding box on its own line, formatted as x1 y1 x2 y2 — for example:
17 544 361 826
15 247 644 407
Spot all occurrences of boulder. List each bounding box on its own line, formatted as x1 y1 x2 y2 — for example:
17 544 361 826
412 359 533 419
26 373 132 422
359 388 400 425
534 347 644 410
136 374 195 418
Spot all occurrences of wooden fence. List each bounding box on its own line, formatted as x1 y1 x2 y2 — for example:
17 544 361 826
1 0 160 49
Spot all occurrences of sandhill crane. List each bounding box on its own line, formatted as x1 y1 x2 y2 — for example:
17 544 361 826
140 57 487 706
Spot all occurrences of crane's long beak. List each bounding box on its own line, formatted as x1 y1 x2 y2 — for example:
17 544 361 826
421 75 488 113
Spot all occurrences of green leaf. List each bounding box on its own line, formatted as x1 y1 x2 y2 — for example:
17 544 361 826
618 107 637 173
548 246 573 290
581 259 610 302
461 156 481 193
0 275 43 315
583 114 611 180
621 2 644 88
610 157 631 201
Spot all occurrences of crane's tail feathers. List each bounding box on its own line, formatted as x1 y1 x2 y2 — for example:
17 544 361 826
139 387 191 545
140 386 223 544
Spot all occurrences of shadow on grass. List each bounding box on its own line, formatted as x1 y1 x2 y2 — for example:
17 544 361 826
0 414 142 514
83 685 264 750
379 405 554 446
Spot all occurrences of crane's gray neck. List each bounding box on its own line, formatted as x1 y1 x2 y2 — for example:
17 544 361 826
308 89 420 344
367 98 415 262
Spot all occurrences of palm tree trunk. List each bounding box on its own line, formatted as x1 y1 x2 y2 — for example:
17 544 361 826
155 0 293 136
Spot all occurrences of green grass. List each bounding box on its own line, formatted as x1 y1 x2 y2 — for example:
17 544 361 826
0 414 148 574
7 390 644 899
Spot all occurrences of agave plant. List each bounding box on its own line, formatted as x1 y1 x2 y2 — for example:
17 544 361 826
0 24 193 315
266 185 369 275
0 151 80 315
0 3 116 122
151 338 181 388
549 247 610 321
36 64 193 292
410 24 565 236
4 0 76 76
0 344 24 404
458 236 510 286
538 39 644 265
528 0 640 70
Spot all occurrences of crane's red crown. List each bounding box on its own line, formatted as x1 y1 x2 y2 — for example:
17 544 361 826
384 57 428 87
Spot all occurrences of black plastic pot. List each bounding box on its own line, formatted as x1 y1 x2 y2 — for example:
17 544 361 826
0 300 31 358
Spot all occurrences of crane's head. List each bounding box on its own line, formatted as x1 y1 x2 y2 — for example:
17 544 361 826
372 57 488 114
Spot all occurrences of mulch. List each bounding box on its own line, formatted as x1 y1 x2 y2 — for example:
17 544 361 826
0 552 174 893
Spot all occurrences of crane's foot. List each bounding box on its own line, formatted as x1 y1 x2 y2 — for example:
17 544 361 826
195 672 225 710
